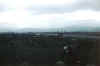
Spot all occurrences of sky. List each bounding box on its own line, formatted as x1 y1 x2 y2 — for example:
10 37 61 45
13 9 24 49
0 0 100 32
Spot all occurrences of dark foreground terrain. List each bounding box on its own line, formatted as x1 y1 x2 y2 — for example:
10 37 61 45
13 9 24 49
0 32 98 66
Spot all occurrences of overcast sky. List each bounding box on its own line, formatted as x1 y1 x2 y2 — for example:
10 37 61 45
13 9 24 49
0 0 100 32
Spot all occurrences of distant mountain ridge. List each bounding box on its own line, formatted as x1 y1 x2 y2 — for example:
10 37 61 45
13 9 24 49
0 25 100 32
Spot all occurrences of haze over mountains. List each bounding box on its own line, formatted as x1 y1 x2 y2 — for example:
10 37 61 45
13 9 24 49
0 24 100 32
15 26 100 32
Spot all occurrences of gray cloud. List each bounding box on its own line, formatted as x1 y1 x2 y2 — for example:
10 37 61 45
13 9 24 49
28 5 74 14
27 0 100 14
27 5 79 14
75 0 100 10
0 4 4 12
